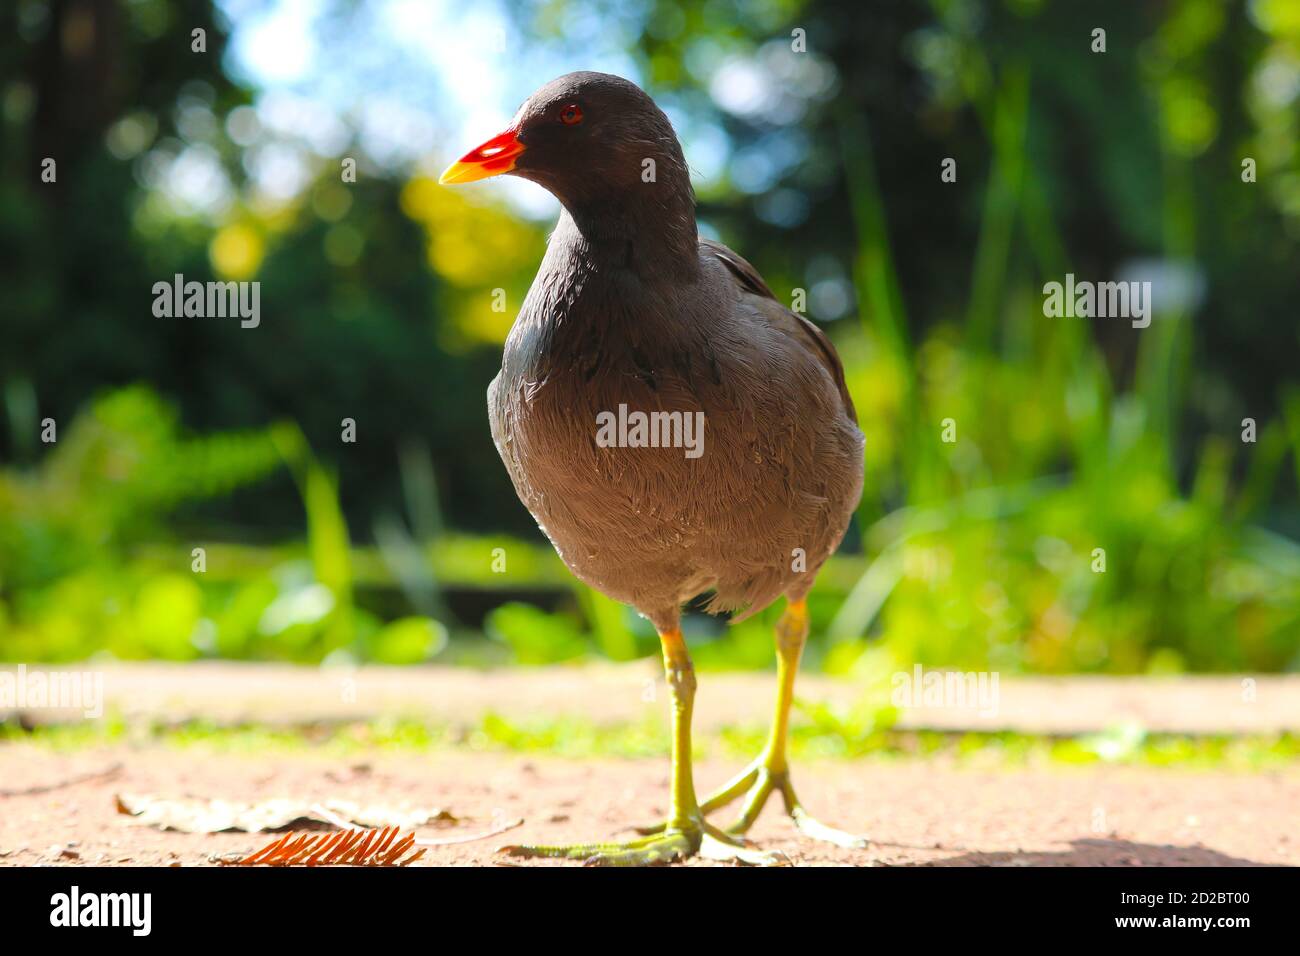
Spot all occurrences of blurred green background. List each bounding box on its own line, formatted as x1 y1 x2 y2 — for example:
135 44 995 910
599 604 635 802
1 0 1297 676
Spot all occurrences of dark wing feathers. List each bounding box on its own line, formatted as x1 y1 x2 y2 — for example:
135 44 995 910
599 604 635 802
700 237 857 423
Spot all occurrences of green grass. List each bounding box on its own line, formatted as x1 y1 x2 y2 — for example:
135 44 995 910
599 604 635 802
5 712 1299 771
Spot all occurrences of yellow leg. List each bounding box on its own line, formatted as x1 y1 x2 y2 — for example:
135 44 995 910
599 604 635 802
696 598 868 848
501 627 779 865
660 628 699 829
762 597 807 775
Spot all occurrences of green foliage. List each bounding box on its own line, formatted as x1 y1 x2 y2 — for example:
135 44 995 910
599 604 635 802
1 0 1297 674
275 425 356 654
0 387 449 666
0 386 285 590
365 616 449 666
806 2 1300 674
486 602 588 665
472 712 669 759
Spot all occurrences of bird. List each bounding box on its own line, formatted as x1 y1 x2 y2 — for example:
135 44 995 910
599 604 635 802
440 71 865 865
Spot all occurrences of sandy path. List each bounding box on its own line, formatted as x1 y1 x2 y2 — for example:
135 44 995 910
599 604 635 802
1 746 1294 866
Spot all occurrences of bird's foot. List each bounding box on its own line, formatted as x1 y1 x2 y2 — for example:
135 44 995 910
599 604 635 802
500 815 783 866
723 762 869 848
641 760 868 849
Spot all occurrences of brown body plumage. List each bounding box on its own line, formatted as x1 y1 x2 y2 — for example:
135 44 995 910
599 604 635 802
486 74 862 634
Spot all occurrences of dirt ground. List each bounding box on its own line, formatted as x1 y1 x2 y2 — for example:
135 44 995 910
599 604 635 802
1 745 1296 866
3 664 1297 867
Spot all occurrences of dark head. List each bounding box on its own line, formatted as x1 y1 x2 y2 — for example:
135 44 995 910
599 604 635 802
441 72 690 202
440 72 697 273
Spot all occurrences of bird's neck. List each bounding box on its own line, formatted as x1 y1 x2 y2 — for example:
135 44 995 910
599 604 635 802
559 183 699 283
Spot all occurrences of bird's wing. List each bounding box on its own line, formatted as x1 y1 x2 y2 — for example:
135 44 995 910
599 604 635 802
699 237 857 423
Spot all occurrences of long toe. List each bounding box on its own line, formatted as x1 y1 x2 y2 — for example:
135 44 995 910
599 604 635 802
498 818 790 866
581 830 697 866
500 825 701 866
699 827 788 866
500 839 646 861
790 806 869 849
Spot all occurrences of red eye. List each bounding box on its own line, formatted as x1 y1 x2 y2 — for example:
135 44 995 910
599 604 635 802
560 104 583 125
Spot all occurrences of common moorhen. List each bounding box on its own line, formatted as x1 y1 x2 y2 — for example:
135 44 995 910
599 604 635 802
441 72 865 865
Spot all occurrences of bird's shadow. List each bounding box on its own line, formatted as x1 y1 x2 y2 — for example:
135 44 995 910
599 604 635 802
899 837 1271 867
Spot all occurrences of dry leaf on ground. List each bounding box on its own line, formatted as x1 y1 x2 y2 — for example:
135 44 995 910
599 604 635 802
226 826 427 866
115 793 456 833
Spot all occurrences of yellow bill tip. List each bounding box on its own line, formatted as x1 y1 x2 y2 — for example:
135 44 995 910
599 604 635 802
438 129 525 186
438 161 481 185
